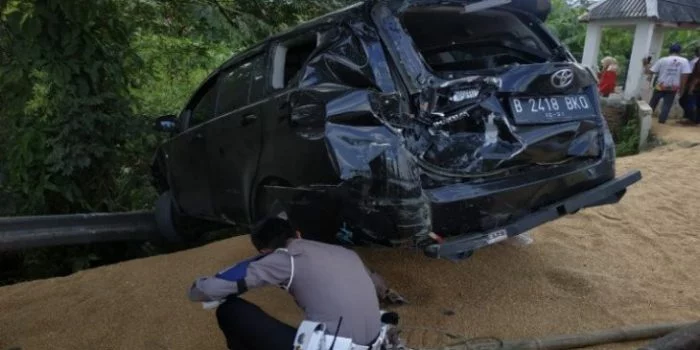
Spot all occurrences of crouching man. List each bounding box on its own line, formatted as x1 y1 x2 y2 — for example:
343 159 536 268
187 217 405 350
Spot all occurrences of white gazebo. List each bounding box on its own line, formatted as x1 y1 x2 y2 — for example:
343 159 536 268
579 0 700 100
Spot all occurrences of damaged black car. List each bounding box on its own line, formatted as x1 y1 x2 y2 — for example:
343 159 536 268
151 0 641 259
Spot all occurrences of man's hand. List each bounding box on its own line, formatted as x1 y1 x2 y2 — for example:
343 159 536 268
366 267 407 305
383 288 407 305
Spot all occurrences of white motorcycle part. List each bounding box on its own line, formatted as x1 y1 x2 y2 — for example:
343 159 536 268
294 321 333 350
202 300 224 309
293 318 390 350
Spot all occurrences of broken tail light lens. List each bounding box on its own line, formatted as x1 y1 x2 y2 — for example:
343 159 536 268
449 89 480 102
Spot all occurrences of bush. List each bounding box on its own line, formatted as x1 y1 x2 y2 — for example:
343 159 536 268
615 102 641 157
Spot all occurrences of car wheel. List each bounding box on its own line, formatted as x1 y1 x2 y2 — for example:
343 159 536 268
155 191 185 244
155 190 213 244
446 250 474 261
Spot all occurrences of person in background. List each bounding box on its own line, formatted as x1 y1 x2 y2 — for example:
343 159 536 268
680 58 700 126
690 47 699 69
679 48 700 122
643 43 692 124
597 56 618 97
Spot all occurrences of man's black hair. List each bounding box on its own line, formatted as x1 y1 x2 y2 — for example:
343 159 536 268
251 217 296 251
670 43 682 54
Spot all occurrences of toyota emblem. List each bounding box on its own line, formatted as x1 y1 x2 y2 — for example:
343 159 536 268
550 68 574 89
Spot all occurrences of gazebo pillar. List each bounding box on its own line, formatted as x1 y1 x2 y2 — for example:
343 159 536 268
624 22 656 99
581 23 603 69
650 29 666 60
640 29 666 101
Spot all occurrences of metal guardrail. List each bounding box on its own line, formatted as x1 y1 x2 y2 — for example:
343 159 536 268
0 211 159 251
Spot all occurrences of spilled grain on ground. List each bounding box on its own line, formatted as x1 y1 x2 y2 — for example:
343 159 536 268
1 123 699 350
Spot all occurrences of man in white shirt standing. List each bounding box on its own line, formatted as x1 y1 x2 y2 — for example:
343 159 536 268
644 43 692 124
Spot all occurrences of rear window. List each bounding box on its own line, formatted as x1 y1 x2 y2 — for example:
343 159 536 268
400 7 553 72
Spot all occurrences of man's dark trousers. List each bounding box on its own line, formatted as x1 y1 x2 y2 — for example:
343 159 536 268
649 90 676 124
216 297 297 350
680 91 700 123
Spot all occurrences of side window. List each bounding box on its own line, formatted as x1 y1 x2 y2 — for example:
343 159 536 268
216 53 267 117
188 84 217 128
271 32 320 90
249 55 267 103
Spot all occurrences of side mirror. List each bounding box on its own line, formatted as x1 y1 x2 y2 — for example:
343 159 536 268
154 114 178 133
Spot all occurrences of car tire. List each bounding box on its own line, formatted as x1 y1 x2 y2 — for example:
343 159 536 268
155 191 185 244
446 250 474 261
157 190 225 243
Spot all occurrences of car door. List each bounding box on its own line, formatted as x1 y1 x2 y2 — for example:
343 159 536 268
259 28 338 187
164 78 218 219
206 52 268 224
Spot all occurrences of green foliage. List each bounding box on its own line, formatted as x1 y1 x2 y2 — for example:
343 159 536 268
1 0 141 214
547 0 587 58
0 0 357 284
615 104 642 157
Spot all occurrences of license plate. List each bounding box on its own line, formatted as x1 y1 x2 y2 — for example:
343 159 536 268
486 229 508 245
509 94 595 124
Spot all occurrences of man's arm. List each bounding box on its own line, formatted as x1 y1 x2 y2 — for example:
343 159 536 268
365 267 407 305
643 57 657 75
188 252 292 302
366 267 389 299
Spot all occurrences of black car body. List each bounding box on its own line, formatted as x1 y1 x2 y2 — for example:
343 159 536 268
151 0 641 258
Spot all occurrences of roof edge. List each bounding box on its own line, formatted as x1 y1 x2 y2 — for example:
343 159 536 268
582 0 658 23
645 0 658 19
578 12 590 23
587 0 608 12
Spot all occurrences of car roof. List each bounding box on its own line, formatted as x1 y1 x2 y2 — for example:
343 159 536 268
180 1 367 111
220 2 367 70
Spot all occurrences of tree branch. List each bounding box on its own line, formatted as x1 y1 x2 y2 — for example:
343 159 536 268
208 0 237 28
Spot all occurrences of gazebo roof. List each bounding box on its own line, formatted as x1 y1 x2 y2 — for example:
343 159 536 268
581 0 700 25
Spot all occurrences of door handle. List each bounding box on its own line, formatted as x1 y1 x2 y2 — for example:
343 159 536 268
241 114 258 126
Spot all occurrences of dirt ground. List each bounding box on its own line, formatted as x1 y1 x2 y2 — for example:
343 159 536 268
1 121 699 350
650 119 700 145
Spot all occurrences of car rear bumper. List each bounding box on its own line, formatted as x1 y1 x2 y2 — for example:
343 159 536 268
425 154 618 237
423 169 642 258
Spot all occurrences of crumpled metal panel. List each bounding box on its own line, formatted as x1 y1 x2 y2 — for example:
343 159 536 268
401 67 603 176
276 15 432 245
372 1 603 176
274 0 608 246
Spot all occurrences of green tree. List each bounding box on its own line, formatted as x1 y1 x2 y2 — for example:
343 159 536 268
0 0 358 283
547 0 588 59
1 0 142 214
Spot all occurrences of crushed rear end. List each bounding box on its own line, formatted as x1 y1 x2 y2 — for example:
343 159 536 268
371 0 641 256
268 0 642 258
